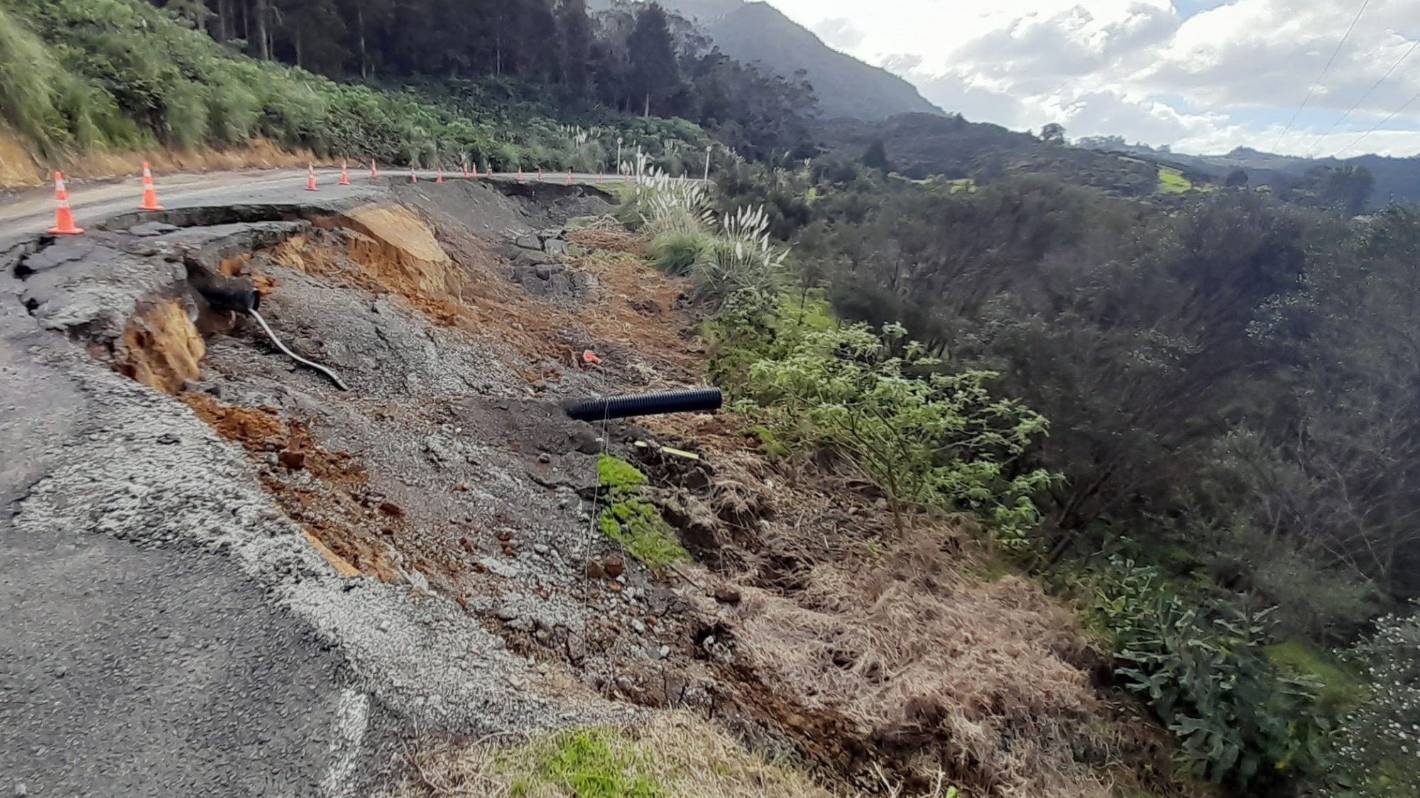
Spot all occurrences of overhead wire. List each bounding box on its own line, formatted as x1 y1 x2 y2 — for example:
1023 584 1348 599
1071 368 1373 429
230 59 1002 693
1272 0 1372 152
1304 38 1419 157
1333 87 1420 158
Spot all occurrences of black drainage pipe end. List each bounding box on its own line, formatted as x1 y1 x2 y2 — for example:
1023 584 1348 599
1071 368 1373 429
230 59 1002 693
565 388 723 422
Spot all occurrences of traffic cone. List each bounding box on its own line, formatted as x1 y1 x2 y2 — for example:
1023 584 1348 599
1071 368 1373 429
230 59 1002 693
305 164 318 192
517 168 524 184
138 162 163 211
538 167 544 182
436 167 444 184
339 160 351 186
566 169 573 186
47 172 83 236
371 160 379 178
462 160 470 179
410 165 418 184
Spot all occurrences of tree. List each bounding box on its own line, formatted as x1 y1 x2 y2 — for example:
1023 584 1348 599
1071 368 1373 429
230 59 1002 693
1225 167 1249 188
557 0 593 100
1040 122 1066 145
1322 164 1375 215
627 2 680 117
862 139 891 173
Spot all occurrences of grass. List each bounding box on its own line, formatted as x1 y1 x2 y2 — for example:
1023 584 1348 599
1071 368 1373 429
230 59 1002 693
648 230 711 275
1265 640 1367 716
597 456 688 569
1156 166 1194 194
388 713 843 798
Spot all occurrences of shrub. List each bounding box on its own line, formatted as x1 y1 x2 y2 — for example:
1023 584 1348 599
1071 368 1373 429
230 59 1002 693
1331 606 1420 798
1090 559 1329 789
648 230 710 275
744 322 1054 538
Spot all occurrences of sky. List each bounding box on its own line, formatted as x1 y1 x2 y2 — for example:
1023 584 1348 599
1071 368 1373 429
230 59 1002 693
763 0 1420 157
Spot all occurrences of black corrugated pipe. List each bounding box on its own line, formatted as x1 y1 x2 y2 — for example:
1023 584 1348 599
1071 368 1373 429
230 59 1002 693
565 388 723 421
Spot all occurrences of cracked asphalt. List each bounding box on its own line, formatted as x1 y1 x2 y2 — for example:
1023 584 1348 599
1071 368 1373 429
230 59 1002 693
0 169 630 797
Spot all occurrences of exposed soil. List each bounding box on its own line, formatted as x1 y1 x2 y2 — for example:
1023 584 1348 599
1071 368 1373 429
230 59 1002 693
88 182 1184 797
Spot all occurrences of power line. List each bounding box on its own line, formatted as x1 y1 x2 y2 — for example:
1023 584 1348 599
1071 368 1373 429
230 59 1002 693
1333 88 1420 158
1272 0 1372 152
1304 38 1419 156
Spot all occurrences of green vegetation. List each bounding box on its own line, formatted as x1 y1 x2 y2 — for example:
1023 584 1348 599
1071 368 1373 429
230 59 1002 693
1330 607 1420 798
1156 165 1193 193
743 322 1054 538
597 456 687 570
1087 560 1328 788
0 0 708 170
510 728 663 798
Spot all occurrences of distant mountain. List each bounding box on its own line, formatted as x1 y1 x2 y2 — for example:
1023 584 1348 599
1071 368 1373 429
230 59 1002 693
595 0 943 121
1075 139 1420 208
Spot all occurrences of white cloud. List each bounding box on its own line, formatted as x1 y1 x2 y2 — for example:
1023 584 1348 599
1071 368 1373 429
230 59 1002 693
763 0 1420 156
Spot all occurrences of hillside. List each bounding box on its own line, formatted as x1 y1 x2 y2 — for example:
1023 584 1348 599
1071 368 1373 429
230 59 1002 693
819 113 1168 197
1076 140 1420 208
599 0 943 121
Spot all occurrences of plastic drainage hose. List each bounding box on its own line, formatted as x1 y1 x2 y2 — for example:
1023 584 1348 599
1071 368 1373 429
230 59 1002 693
564 388 722 422
248 308 350 392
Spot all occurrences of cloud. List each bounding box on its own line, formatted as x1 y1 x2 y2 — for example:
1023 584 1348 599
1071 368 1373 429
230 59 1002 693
812 17 867 50
766 0 1420 156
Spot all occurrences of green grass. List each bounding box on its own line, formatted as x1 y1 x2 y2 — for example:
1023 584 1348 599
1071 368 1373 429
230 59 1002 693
597 456 688 569
1265 640 1367 716
649 230 712 275
509 729 664 798
1157 166 1194 194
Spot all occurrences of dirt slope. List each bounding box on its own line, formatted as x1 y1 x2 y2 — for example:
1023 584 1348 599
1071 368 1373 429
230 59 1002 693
3 176 1183 797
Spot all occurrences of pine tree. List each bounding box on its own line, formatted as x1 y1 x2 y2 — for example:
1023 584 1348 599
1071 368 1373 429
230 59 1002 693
627 3 680 117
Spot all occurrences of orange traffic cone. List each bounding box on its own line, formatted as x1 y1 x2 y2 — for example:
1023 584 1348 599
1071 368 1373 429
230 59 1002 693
410 166 418 184
371 160 379 178
139 162 163 211
436 167 444 184
47 172 83 236
339 160 351 186
566 169 573 186
305 164 318 192
537 167 544 182
461 160 470 179
517 168 525 184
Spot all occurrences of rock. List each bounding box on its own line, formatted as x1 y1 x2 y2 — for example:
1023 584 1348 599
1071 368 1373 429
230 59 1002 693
515 234 542 250
378 501 404 517
543 238 568 256
630 298 662 316
658 645 670 659
604 557 625 579
713 586 742 605
585 560 605 579
533 543 551 556
496 606 519 622
156 432 180 445
631 619 646 634
407 570 430 592
277 450 306 470
14 783 27 797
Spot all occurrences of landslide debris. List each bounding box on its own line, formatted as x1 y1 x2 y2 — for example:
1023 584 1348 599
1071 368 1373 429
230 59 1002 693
58 181 1183 797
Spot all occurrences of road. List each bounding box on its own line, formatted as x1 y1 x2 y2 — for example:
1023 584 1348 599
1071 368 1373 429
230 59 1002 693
0 167 635 245
0 165 634 797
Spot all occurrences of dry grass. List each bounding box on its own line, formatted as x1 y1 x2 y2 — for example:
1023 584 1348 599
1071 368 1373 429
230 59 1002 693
383 712 965 798
0 132 318 189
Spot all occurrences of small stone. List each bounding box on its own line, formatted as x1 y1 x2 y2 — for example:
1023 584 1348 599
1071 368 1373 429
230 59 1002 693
378 501 404 517
496 606 519 622
533 543 551 556
14 783 27 797
278 450 306 470
604 557 625 578
631 619 646 634
156 432 180 445
713 586 742 605
54 666 66 679
537 453 552 464
459 537 476 554
658 645 670 659
585 560 605 579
